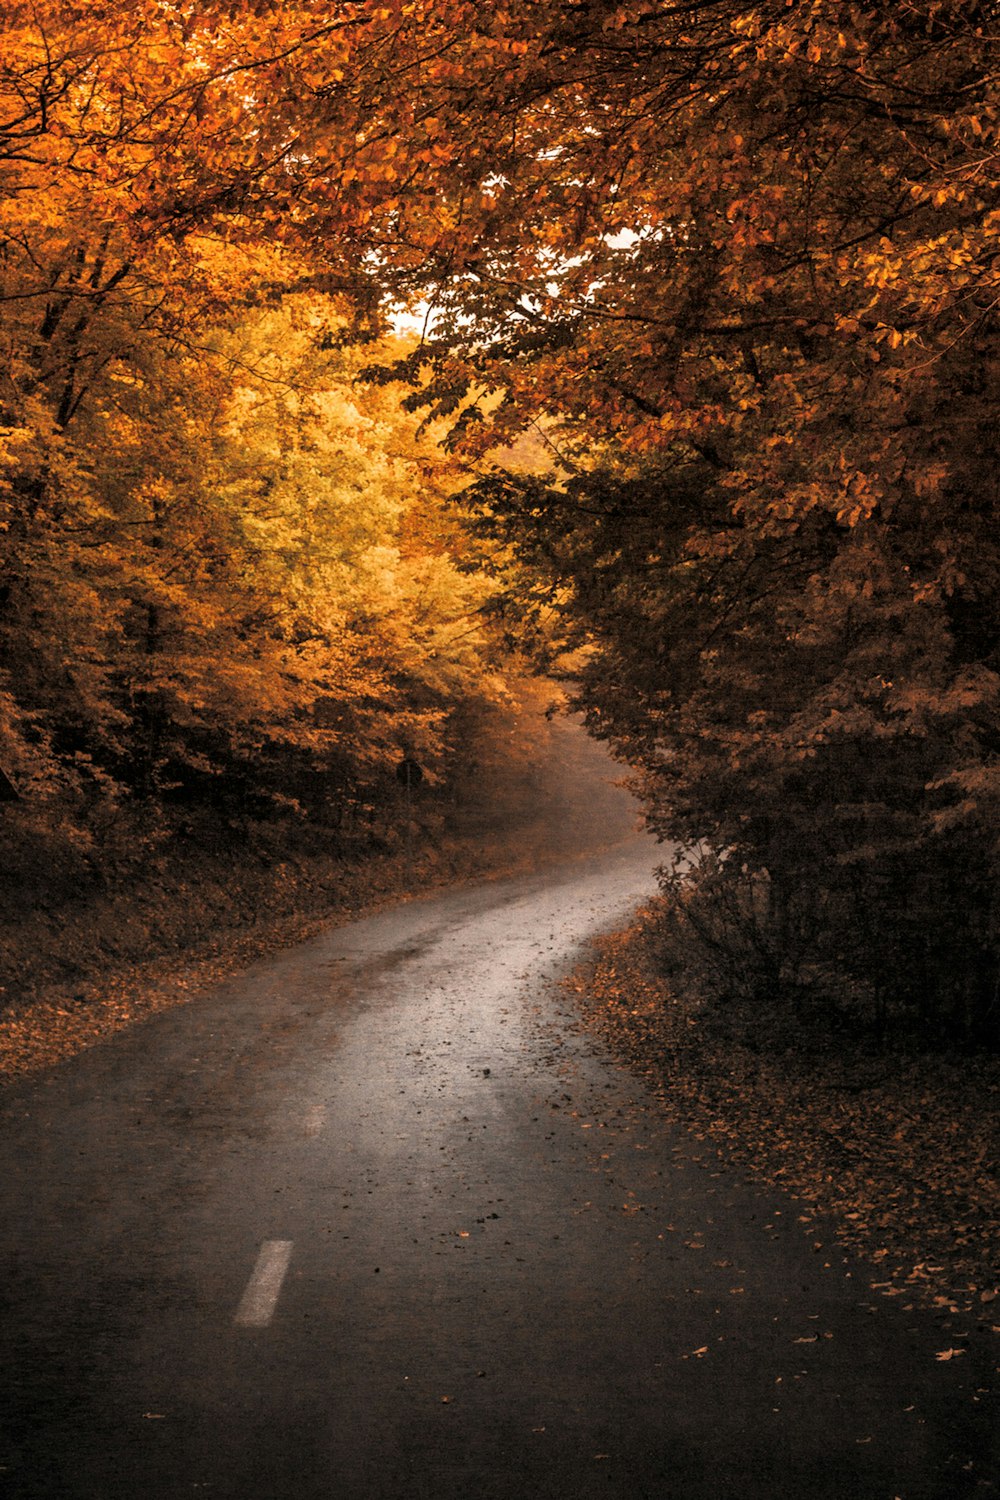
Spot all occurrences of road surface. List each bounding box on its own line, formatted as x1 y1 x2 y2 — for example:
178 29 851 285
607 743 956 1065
1 837 996 1498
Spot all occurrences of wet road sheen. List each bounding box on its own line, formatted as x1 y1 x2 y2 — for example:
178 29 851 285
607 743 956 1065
1 839 996 1499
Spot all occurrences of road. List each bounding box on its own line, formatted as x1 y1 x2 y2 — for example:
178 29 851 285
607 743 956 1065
1 836 996 1499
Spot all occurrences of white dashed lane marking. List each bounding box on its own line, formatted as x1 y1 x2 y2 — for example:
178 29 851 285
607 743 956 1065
234 1240 293 1327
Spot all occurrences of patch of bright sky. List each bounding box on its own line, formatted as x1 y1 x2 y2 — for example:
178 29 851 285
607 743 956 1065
391 299 436 338
389 226 645 337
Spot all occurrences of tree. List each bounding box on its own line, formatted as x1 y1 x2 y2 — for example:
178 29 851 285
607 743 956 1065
0 275 511 870
4 1 999 1033
403 2 1000 1039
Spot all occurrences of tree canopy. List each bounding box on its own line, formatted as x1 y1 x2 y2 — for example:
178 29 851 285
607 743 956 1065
3 0 999 1036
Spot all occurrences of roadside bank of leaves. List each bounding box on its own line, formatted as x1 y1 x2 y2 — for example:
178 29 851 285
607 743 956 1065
572 902 999 1329
0 822 565 1085
0 694 633 1085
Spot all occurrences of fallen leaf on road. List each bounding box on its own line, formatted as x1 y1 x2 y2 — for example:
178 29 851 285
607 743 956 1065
935 1348 966 1361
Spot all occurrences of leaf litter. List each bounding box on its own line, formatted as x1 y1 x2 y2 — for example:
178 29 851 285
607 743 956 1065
570 906 999 1328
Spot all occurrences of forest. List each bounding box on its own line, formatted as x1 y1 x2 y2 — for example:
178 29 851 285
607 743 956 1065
2 0 999 1046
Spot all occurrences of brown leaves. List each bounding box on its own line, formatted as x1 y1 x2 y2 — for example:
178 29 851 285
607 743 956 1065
572 909 1000 1324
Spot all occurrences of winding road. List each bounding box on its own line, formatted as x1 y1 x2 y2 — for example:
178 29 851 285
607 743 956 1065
1 829 997 1498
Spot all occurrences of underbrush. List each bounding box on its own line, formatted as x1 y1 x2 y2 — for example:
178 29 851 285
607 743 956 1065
653 850 1000 1048
0 807 567 1081
0 705 636 1080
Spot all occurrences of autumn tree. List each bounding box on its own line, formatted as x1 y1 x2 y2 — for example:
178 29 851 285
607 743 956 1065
427 3 1000 1039
4 1 1000 1034
0 280 511 884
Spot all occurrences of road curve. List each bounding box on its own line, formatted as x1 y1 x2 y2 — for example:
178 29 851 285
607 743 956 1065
1 837 996 1499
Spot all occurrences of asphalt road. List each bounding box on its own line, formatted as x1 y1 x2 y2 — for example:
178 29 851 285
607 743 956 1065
1 837 997 1499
